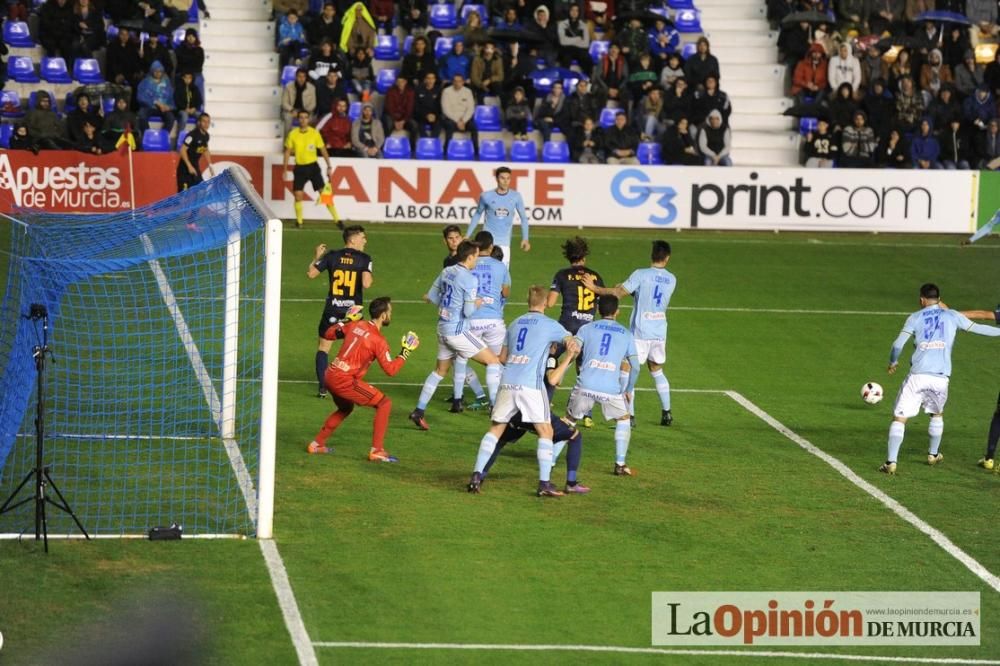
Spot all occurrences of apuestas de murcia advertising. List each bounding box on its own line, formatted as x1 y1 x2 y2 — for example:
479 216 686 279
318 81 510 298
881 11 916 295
0 154 125 209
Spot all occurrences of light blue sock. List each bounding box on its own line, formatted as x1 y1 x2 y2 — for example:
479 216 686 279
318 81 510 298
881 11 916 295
651 369 671 411
614 419 631 465
474 432 498 473
416 371 444 410
887 421 905 462
537 438 554 482
453 358 467 400
466 367 486 399
967 211 1000 244
552 439 567 464
485 363 502 403
928 416 943 455
628 390 636 416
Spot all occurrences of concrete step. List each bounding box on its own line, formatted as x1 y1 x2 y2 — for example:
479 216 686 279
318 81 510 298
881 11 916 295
203 33 275 51
205 84 280 103
204 66 277 86
211 118 282 138
723 63 785 81
731 114 796 131
699 4 766 20
724 78 785 97
736 147 801 167
702 31 776 48
210 6 270 20
728 96 792 114
211 135 284 154
712 46 778 63
703 18 772 32
204 50 277 69
207 100 277 118
199 19 273 38
731 130 799 149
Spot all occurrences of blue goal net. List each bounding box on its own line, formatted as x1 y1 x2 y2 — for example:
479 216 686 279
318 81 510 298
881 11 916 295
0 170 274 537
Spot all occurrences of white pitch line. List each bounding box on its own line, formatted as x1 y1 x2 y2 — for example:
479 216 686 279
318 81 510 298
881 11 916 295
259 539 318 666
726 391 1000 595
312 642 1000 664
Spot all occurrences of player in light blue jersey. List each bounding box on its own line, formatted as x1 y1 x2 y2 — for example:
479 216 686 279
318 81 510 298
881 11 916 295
585 240 676 427
566 296 640 476
466 166 530 267
879 283 1000 474
467 286 579 498
410 241 503 430
957 304 1000 470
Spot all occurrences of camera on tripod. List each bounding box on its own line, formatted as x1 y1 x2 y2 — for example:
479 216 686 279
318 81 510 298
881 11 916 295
29 304 48 320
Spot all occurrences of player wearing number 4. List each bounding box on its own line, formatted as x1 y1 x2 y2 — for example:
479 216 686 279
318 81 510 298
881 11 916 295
583 240 676 427
283 110 342 229
466 166 530 268
307 297 420 462
879 283 1000 475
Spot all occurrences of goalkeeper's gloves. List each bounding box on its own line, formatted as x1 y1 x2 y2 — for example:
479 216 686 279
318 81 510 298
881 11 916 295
341 304 364 322
399 331 420 359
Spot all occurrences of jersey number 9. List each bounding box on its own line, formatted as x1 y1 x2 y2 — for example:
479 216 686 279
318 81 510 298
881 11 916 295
599 332 611 356
515 327 528 351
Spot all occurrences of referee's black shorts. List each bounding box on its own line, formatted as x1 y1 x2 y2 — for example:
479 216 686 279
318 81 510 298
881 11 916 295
293 163 324 192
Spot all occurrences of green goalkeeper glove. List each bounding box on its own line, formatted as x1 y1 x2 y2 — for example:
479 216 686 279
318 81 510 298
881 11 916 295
399 331 420 358
341 305 364 322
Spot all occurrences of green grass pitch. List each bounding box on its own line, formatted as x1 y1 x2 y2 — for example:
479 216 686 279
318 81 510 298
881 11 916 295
2 223 1000 665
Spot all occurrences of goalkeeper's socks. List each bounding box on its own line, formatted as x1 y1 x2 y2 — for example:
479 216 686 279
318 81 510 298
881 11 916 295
485 363 502 403
294 201 304 227
416 371 444 410
887 420 905 463
614 419 631 465
372 397 391 449
537 438 555 482
315 351 328 392
928 416 943 455
474 432 499 474
566 431 582 475
453 358 468 401
651 369 671 411
315 409 350 445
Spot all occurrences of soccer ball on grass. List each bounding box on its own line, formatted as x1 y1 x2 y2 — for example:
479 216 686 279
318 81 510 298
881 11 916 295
861 382 883 405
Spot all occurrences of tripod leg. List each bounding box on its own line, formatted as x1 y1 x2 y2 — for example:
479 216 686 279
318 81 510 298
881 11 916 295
44 470 90 539
40 483 48 553
0 469 37 515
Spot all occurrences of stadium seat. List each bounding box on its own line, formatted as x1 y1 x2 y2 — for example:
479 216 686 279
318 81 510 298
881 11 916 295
106 24 118 40
41 57 73 84
348 101 362 121
402 35 414 55
435 35 459 59
102 96 117 115
474 105 502 131
668 0 695 7
541 140 569 163
446 137 475 160
188 1 199 21
64 92 77 113
589 40 609 63
599 107 622 128
73 58 104 84
674 9 702 32
563 72 589 92
529 67 561 95
0 124 12 149
681 42 697 59
176 128 189 148
637 142 663 164
375 68 397 94
650 6 670 19
429 3 458 29
141 128 171 151
461 4 486 22
9 56 39 83
383 135 412 159
3 20 34 48
374 34 400 60
799 117 819 135
510 140 537 162
478 139 505 161
280 65 297 87
415 137 443 160
172 27 186 48
1 91 24 119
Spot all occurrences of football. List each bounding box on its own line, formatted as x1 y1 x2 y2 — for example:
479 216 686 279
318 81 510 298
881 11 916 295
861 382 884 405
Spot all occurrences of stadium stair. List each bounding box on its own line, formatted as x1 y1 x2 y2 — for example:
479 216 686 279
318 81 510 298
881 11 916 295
201 0 283 154
698 0 799 166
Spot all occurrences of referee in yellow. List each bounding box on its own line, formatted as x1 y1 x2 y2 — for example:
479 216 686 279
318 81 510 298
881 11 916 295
283 109 342 229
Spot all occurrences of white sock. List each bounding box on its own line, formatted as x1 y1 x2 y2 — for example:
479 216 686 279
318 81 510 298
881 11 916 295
552 439 567 464
651 369 670 411
485 363 502 403
453 358 467 400
465 367 486 399
887 421 905 462
416 371 444 410
928 416 943 455
474 432 498 473
537 438 554 482
615 419 631 465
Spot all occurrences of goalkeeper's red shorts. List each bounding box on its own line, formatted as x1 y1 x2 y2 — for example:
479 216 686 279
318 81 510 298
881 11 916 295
325 371 385 408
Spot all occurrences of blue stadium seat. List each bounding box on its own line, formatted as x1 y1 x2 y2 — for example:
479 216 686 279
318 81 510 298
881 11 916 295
41 57 73 84
589 40 609 63
176 128 189 148
637 142 663 164
675 9 702 32
172 28 186 48
541 140 569 163
9 56 39 83
474 105 502 131
799 117 819 135
529 67 561 95
510 140 537 162
668 0 695 7
348 101 362 121
416 137 444 160
429 3 459 29
384 135 412 159
478 139 505 161
446 137 475 160
4 20 34 48
563 72 589 93
73 58 104 84
650 6 671 19
188 1 199 21
102 96 117 115
434 35 459 59
374 34 400 60
0 124 12 149
280 65 298 87
461 4 486 22
141 128 171 152
106 24 118 40
402 35 414 55
681 42 697 58
375 68 397 94
64 92 77 113
599 107 622 128
1 91 25 119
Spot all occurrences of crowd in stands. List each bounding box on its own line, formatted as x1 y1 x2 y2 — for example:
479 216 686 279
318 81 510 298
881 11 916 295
0 0 206 153
773 0 1000 169
275 0 735 165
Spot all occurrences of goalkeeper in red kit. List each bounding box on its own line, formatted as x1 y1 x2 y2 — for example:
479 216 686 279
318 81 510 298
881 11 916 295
307 296 421 462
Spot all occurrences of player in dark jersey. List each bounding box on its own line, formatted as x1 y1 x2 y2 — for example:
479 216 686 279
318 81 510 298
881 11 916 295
176 113 214 192
307 225 373 397
441 224 463 268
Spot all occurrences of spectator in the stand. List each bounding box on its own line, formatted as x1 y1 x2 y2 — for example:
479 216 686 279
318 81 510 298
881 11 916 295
828 43 862 95
868 0 904 37
970 20 1000 50
470 41 504 101
282 68 317 132
67 93 102 144
383 74 417 150
75 119 111 154
309 39 347 82
160 0 189 34
557 4 592 72
975 118 1000 169
927 85 960 131
894 76 924 134
174 71 203 129
939 117 972 169
583 0 614 41
592 42 629 107
697 109 732 166
954 50 985 98
527 5 559 66
399 0 428 34
38 0 75 62
351 102 384 158
910 117 941 168
659 52 684 89
460 9 489 52
803 117 838 167
414 71 442 140
648 17 679 70
369 0 395 32
103 95 139 146
317 98 354 157
350 47 374 102
278 9 308 68
840 109 877 167
402 36 437 86
441 73 478 155
791 43 829 102
637 86 664 141
810 23 836 59
863 77 894 138
315 69 348 116
308 3 342 47
73 0 106 58
875 127 911 167
25 91 67 150
967 0 998 28
919 49 953 98
627 52 659 103
912 20 941 60
340 2 376 56
9 124 37 152
691 74 731 127
986 51 1000 97
495 6 521 31
836 0 870 33
887 48 913 92
604 111 639 164
617 16 648 68
175 29 205 81
684 37 721 90
567 79 602 131
142 34 174 81
829 82 858 134
859 42 884 90
438 39 471 83
136 61 176 133
535 80 569 141
661 116 700 165
963 84 996 131
778 21 811 67
273 0 307 18
570 115 605 163
504 85 532 139
941 26 970 69
662 77 693 126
